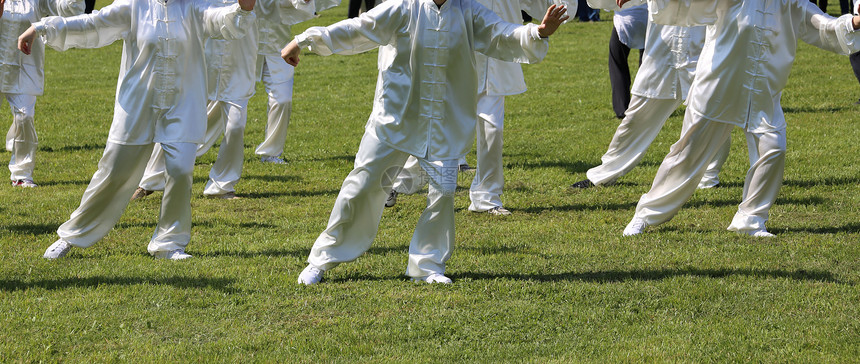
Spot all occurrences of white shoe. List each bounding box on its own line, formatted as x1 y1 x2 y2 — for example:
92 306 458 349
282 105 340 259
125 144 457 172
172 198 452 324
153 249 192 260
486 206 511 216
623 217 648 236
412 273 452 284
205 191 241 200
11 179 38 188
298 265 324 285
260 155 287 164
44 239 72 259
743 229 775 238
384 190 398 208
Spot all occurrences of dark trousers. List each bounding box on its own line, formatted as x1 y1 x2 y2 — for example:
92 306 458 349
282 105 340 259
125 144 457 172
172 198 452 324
608 27 642 119
85 0 96 13
840 0 852 14
348 0 376 18
811 0 828 12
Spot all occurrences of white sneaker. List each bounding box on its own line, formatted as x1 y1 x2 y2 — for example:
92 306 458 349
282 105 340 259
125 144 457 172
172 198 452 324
298 265 324 285
11 179 38 188
412 273 452 284
743 229 775 238
44 239 72 259
384 190 398 208
153 249 192 260
206 191 241 200
486 206 511 216
623 217 648 236
260 155 287 164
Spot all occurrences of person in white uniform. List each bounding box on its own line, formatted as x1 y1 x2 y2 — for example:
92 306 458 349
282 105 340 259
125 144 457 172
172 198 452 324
2 0 84 188
615 0 860 237
572 0 728 190
385 0 573 216
20 0 257 259
132 0 314 200
282 0 568 285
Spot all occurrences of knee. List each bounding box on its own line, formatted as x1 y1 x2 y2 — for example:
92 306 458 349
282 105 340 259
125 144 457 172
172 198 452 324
268 84 294 104
165 159 195 179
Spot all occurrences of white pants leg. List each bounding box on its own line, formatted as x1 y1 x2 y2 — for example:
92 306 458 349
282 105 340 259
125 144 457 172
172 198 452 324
308 130 457 278
468 93 505 212
406 157 458 277
196 99 229 157
697 134 731 189
7 94 38 181
204 100 249 195
148 142 196 254
58 143 155 247
727 128 786 233
586 96 682 186
391 155 426 194
138 144 166 191
255 57 294 158
632 109 735 226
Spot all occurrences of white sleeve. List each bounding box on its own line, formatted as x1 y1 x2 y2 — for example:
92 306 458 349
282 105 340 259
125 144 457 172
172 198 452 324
799 1 860 55
36 0 131 51
200 2 257 40
646 0 734 27
587 0 644 11
472 1 548 64
279 0 316 25
296 0 405 56
40 0 85 17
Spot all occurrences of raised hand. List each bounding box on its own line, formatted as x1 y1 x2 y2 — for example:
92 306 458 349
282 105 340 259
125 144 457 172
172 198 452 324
616 0 630 7
18 25 37 55
281 39 301 67
238 0 255 11
538 4 569 38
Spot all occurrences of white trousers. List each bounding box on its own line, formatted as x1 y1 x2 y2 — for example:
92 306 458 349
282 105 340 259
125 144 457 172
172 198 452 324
140 100 248 195
58 142 197 254
587 95 730 188
633 108 786 233
254 56 294 158
308 130 458 278
4 94 38 181
468 93 505 212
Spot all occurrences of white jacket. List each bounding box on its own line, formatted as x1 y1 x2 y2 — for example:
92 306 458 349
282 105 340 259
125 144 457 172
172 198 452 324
0 0 83 95
296 0 549 160
35 0 255 145
621 0 860 133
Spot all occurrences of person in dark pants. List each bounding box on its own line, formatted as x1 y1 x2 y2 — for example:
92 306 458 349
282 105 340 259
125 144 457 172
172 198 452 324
85 0 95 13
609 28 642 118
576 0 599 21
347 0 375 18
811 0 828 12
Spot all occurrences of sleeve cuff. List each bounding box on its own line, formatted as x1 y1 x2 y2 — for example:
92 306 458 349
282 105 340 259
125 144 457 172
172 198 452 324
34 22 48 37
295 33 312 48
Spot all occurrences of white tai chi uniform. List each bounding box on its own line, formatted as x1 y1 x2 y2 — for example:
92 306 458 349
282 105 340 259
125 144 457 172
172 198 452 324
2 0 84 182
391 0 572 212
623 0 860 234
296 0 550 278
37 0 254 253
137 0 313 195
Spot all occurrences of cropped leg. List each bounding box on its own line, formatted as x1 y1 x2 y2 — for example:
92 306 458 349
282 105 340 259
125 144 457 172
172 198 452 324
148 142 196 254
255 57 294 158
407 157 458 278
57 143 154 247
138 144 166 191
586 96 682 186
204 100 249 196
7 94 38 181
469 93 506 212
727 129 786 233
307 130 410 271
609 27 633 119
697 134 732 189
632 110 734 227
196 99 228 157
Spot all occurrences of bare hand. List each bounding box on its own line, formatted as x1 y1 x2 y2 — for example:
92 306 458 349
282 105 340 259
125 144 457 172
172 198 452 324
853 15 860 30
616 0 630 7
281 39 301 67
537 4 569 38
238 0 255 11
0 0 6 19
18 25 37 55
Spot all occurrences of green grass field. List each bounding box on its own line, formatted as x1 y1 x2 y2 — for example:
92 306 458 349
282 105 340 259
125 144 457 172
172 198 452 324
1 3 858 362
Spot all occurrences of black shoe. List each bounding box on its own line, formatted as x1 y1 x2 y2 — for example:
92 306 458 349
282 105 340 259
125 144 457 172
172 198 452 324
854 99 860 105
569 179 594 189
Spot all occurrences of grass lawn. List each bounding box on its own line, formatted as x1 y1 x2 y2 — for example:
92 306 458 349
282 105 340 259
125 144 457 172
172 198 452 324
1 3 858 362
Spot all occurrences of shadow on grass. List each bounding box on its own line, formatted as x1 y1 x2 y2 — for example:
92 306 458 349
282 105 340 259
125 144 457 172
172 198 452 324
454 267 849 285
4 223 58 236
194 245 403 258
241 174 302 183
240 189 341 199
782 105 849 114
783 176 860 188
0 276 239 293
684 196 826 209
519 201 636 214
773 222 860 234
42 143 106 153
37 179 91 187
307 155 355 163
505 159 594 174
